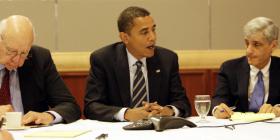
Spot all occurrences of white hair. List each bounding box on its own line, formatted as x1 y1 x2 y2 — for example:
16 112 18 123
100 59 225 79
0 19 7 41
244 17 279 43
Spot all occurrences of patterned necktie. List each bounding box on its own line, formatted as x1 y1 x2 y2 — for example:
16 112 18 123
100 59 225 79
249 71 265 112
0 68 11 105
131 61 147 108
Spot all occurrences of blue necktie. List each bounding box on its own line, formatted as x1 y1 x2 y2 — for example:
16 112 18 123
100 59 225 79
249 71 265 112
131 61 147 108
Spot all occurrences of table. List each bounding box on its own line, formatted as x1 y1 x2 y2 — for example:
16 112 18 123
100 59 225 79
10 116 280 140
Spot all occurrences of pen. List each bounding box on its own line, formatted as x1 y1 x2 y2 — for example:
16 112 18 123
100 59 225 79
220 106 236 112
95 133 108 140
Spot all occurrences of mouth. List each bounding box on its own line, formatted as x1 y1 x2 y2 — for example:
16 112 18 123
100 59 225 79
146 45 155 49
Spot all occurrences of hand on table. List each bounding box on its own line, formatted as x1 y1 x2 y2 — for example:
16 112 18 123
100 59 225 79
259 104 280 117
213 103 234 119
22 111 54 125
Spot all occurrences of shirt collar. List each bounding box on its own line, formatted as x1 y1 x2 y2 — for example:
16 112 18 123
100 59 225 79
126 49 146 68
0 64 5 71
249 57 271 77
0 64 17 72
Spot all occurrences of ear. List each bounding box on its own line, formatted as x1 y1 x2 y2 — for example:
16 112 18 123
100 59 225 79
119 32 129 44
271 40 278 50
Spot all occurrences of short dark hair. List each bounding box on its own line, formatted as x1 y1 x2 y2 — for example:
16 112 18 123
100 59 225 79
117 6 150 33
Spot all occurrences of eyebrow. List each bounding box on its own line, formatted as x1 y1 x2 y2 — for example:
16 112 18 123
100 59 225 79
139 24 156 33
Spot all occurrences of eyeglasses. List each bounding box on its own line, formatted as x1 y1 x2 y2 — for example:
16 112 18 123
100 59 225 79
1 40 29 59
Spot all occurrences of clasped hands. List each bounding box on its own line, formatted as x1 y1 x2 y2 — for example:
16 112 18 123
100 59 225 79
213 103 280 119
124 101 174 121
0 104 54 125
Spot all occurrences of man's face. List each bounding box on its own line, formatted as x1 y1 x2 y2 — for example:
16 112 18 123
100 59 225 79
0 37 31 70
245 32 277 69
121 16 157 59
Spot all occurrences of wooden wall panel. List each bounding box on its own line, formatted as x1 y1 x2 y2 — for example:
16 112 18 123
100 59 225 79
60 72 88 117
60 69 218 116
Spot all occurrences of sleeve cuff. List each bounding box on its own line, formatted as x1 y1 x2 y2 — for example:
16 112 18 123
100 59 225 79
166 105 180 117
46 111 63 124
211 106 219 116
113 108 128 121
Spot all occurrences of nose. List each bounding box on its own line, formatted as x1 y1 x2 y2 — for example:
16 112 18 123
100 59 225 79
246 44 254 55
10 55 21 65
148 31 156 43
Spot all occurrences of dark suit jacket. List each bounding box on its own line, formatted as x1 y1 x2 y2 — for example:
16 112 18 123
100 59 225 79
84 42 191 121
17 45 81 123
212 56 280 112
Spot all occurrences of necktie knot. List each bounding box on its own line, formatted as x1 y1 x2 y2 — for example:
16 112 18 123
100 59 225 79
135 61 143 69
257 71 263 79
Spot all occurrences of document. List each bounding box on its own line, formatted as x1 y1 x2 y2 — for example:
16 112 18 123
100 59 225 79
230 112 276 122
24 130 91 138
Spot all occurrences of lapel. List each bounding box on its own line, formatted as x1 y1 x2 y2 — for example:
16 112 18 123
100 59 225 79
17 53 34 113
113 43 131 106
236 57 250 110
267 57 280 104
146 49 161 102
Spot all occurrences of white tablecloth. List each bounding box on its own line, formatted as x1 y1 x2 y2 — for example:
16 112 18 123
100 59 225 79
10 116 280 140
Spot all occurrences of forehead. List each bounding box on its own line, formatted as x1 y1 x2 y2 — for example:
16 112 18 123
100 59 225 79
1 35 31 51
246 32 267 42
131 16 155 30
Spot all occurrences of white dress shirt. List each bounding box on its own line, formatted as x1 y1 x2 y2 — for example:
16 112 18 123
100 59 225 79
248 58 271 103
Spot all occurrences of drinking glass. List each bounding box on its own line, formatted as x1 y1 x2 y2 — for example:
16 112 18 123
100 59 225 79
194 95 211 123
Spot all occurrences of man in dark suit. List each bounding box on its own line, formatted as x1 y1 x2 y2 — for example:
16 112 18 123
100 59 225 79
212 17 280 119
0 15 80 124
84 6 191 122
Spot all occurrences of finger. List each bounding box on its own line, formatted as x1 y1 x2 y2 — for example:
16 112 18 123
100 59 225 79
266 106 273 113
220 103 234 115
142 101 148 106
214 106 230 119
6 105 14 112
22 115 36 125
35 118 43 124
22 111 37 125
150 105 162 110
160 107 173 116
259 104 272 113
272 107 278 117
274 107 280 117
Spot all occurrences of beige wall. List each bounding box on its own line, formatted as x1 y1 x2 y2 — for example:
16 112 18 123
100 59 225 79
0 0 280 52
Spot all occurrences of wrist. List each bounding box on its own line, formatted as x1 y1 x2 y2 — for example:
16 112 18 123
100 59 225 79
44 112 55 122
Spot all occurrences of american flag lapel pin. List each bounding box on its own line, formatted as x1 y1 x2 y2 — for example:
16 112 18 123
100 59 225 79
156 69 160 73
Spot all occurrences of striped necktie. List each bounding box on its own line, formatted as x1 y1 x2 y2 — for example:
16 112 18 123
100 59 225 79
249 71 265 112
131 61 147 108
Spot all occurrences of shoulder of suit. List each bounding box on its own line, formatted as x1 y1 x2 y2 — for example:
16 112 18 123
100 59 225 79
30 45 50 55
155 46 177 57
221 56 247 68
90 42 123 58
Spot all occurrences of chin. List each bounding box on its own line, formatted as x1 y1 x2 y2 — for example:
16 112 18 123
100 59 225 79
145 52 154 58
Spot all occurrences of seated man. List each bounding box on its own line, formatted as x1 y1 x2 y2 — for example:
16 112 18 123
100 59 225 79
212 17 280 119
0 15 81 124
84 6 191 122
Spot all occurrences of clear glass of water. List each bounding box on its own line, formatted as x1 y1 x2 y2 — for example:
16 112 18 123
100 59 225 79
194 95 211 123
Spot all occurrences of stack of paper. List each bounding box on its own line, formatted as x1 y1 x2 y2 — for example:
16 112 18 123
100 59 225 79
24 130 91 138
230 112 276 122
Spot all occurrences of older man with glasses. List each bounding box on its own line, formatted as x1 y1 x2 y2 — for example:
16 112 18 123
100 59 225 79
0 15 81 125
